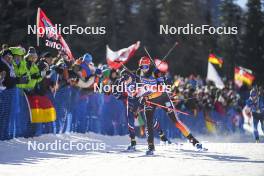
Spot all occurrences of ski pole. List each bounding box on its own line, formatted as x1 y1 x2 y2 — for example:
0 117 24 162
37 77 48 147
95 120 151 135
171 97 197 102
144 46 157 67
146 100 190 116
144 41 179 69
121 63 140 79
155 41 179 69
161 41 179 61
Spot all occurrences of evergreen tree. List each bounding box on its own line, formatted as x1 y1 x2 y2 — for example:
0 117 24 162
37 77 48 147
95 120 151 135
218 0 243 79
160 0 210 76
241 0 264 82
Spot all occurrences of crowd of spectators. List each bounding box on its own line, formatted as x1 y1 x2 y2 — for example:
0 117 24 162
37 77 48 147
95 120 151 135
0 43 261 140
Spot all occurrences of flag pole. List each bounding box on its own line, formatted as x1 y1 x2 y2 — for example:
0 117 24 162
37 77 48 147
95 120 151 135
36 7 40 46
53 73 59 98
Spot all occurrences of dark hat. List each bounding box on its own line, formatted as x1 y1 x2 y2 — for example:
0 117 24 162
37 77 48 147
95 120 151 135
1 49 12 57
25 46 37 58
28 46 37 55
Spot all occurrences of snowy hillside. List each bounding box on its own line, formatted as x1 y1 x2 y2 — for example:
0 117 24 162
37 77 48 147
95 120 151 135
0 133 263 176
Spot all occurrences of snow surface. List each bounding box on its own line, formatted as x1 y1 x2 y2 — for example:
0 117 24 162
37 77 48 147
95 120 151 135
0 133 264 176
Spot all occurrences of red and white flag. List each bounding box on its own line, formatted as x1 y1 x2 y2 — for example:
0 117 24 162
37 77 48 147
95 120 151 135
36 7 73 60
106 41 140 70
234 66 255 87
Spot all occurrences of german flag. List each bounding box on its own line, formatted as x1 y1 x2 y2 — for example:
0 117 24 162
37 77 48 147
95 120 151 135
26 95 56 123
234 66 255 87
204 111 216 133
208 54 223 68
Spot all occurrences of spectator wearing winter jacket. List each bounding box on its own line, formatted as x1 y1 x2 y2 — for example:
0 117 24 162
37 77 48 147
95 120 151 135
23 47 42 92
10 46 31 89
0 49 16 140
0 49 18 89
11 46 26 75
35 52 55 95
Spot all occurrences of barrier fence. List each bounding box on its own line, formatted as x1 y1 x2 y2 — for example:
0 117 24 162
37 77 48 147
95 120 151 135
0 87 244 141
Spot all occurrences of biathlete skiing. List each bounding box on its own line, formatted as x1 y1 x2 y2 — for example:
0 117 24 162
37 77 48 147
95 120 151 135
112 69 171 151
133 56 205 155
244 88 264 143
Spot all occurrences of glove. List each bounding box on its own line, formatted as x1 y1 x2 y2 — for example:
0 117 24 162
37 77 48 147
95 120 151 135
38 61 49 72
157 77 165 84
154 68 160 75
95 68 102 75
18 76 29 84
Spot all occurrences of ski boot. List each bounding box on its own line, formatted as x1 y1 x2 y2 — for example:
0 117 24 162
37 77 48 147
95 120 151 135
127 139 136 151
146 143 155 155
160 133 172 144
187 134 207 151
195 143 203 150
187 134 199 146
255 137 260 143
